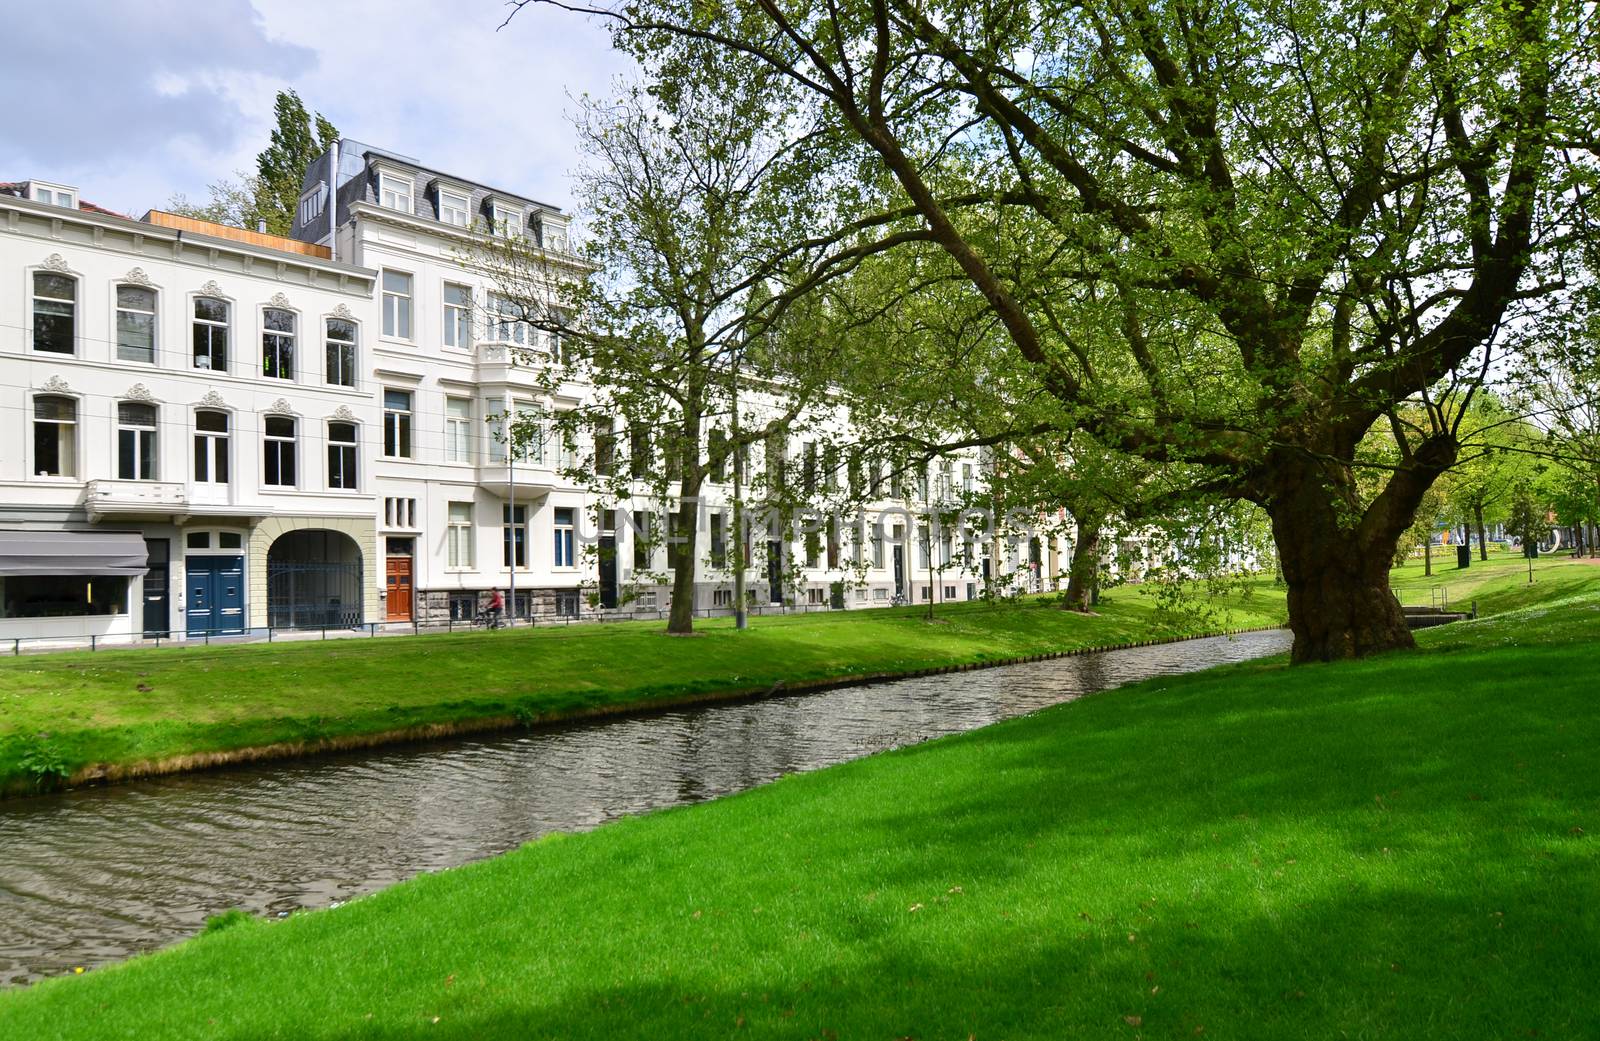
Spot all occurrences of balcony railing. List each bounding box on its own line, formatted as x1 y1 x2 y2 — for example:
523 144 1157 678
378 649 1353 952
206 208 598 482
84 480 187 519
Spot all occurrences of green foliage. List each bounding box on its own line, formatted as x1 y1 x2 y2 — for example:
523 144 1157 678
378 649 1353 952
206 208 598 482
200 909 258 937
17 733 69 790
6 597 1599 1037
166 90 336 233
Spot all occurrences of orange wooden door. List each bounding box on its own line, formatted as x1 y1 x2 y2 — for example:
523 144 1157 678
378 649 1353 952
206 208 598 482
385 555 413 620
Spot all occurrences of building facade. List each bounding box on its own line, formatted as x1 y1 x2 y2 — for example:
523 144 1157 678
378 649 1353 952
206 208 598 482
1 182 380 645
1 151 1069 645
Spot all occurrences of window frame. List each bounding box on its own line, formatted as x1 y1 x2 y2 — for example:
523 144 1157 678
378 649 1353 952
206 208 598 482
262 307 297 381
553 507 576 568
378 171 414 213
444 397 473 464
327 420 360 490
383 389 414 459
31 270 77 355
381 269 413 341
503 504 529 568
115 402 159 481
447 502 475 569
114 283 158 364
324 316 359 388
263 415 298 488
443 282 472 349
193 409 230 485
31 394 79 479
192 294 230 373
437 188 471 227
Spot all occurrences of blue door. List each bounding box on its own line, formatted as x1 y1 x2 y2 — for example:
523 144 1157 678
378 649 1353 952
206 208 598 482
186 556 245 635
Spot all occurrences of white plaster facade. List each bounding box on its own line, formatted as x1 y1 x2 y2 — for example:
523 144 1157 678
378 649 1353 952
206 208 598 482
0 186 380 644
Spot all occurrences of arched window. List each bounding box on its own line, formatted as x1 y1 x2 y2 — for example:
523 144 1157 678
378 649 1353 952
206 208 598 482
32 272 76 354
32 395 77 477
325 317 358 387
263 308 295 380
193 297 229 371
327 421 358 490
116 402 158 480
264 416 297 486
194 410 230 484
116 285 157 363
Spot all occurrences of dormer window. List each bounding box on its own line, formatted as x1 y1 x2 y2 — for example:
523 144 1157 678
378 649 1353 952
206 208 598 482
28 181 77 209
378 171 413 213
541 218 569 252
438 188 470 227
491 203 522 237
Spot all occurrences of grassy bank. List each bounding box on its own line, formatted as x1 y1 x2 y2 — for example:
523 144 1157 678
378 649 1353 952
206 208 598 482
1389 545 1600 616
0 583 1285 794
3 592 1595 1038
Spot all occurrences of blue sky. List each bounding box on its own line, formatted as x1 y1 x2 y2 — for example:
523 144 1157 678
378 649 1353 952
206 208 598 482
0 0 631 216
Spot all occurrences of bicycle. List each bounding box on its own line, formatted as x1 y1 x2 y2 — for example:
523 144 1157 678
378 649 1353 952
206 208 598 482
471 608 505 630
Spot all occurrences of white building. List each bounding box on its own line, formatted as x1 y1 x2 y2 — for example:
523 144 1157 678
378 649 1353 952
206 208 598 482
0 180 380 645
0 153 1064 646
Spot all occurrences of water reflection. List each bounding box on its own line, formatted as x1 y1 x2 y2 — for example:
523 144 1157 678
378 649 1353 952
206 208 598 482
0 630 1289 985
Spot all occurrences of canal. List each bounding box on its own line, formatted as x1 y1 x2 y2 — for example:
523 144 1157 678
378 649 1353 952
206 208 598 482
0 629 1290 986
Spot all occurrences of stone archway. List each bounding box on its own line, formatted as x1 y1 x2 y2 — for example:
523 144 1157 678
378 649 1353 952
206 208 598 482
266 528 363 629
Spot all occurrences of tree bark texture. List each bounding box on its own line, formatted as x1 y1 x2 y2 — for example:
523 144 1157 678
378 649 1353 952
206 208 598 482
1063 516 1103 612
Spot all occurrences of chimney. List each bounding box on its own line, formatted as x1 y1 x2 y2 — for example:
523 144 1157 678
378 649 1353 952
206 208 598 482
257 219 268 234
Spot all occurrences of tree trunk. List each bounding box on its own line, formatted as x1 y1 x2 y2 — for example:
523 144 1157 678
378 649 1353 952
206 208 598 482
1475 503 1489 561
1264 451 1454 663
1063 515 1103 612
666 407 705 636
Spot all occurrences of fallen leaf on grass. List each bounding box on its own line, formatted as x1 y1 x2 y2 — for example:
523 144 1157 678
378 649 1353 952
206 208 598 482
1124 1015 1143 1027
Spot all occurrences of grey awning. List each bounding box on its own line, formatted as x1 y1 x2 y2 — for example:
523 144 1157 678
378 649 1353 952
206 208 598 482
0 530 148 577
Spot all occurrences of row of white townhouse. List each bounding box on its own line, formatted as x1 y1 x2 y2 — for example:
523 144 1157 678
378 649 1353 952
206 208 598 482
0 150 1071 646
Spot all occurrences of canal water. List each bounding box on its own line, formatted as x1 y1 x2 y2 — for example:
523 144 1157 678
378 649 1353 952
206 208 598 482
0 629 1290 986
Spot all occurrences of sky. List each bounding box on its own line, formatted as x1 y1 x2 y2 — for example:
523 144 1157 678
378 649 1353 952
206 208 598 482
0 0 633 217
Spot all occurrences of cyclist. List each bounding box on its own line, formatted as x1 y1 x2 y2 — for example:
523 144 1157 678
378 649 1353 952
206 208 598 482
486 587 505 629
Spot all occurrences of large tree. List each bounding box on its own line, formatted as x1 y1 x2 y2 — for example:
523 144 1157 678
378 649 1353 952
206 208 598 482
513 0 1596 662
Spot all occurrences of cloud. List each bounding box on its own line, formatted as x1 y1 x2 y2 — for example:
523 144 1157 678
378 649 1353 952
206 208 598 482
3 0 630 217
0 1 315 175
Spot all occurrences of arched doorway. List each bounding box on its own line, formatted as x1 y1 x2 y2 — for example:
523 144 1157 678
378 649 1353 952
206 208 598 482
266 529 363 629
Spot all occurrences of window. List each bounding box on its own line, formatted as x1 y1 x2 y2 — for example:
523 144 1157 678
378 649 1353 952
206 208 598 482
553 507 576 567
514 402 545 463
262 308 295 380
328 421 358 489
438 189 470 227
710 513 727 568
803 442 818 495
378 171 413 212
0 576 128 619
503 505 528 567
263 416 297 487
445 397 473 463
28 183 77 208
713 588 733 608
383 390 413 458
917 524 931 569
116 285 157 363
707 428 727 482
485 293 528 345
193 297 229 371
805 521 822 569
443 283 472 348
962 463 974 494
116 403 158 480
633 510 652 570
219 532 243 549
186 531 211 549
945 585 958 599
194 410 229 484
871 526 885 568
382 271 413 339
325 318 358 387
32 272 75 354
491 203 521 237
32 395 77 477
447 502 474 568
297 185 326 226
385 497 418 528
594 420 616 477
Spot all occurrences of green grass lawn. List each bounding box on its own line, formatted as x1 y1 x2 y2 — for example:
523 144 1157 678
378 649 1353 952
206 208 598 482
2 590 1595 1038
1389 544 1600 616
0 583 1286 794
